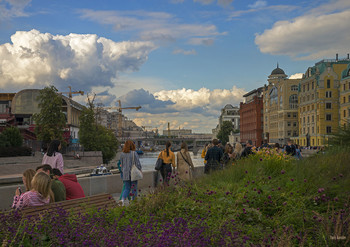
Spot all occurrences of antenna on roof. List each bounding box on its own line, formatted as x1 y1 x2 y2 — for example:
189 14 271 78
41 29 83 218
277 62 279 68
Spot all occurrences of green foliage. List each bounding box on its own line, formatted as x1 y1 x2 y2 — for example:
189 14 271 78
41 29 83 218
33 86 66 143
329 121 350 146
0 126 23 147
0 146 32 157
217 120 234 144
79 107 118 163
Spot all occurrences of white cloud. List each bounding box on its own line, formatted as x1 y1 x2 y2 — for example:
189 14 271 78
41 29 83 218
0 29 157 91
0 0 31 20
79 9 225 46
248 1 267 9
255 1 350 60
289 73 303 79
173 48 197 55
229 4 298 18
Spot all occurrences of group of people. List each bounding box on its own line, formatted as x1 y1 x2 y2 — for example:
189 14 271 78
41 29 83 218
12 140 85 210
118 140 194 205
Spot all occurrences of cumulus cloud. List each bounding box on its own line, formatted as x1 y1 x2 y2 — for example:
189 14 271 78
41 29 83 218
155 86 246 116
173 48 197 55
79 9 225 45
118 88 176 114
289 73 303 79
0 29 157 92
255 1 350 60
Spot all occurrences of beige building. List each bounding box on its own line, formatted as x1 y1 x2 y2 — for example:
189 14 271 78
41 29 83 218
340 63 350 128
263 66 300 145
297 57 350 147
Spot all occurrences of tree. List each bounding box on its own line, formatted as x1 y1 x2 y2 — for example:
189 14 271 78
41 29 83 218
217 121 234 145
33 86 66 144
79 97 118 163
0 126 23 147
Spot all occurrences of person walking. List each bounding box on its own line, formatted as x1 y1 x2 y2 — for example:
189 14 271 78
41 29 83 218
176 142 194 181
12 172 52 209
42 140 64 174
204 139 223 174
158 141 175 185
120 140 142 205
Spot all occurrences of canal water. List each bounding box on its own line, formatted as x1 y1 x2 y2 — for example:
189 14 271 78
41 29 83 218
138 152 204 171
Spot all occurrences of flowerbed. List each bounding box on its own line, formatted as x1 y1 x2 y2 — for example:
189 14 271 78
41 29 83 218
1 147 349 246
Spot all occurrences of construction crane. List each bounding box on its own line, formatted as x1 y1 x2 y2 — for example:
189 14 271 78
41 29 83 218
103 100 141 138
59 86 84 99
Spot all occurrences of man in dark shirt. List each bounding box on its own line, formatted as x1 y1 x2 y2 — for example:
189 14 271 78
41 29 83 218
205 139 223 174
241 140 254 158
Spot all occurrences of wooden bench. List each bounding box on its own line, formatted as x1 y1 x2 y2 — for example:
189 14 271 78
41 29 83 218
20 193 118 218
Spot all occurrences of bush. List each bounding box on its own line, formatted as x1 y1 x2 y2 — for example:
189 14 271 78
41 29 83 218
0 146 32 157
0 127 23 147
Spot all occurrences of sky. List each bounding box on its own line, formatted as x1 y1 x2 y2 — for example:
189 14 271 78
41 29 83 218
1 0 350 133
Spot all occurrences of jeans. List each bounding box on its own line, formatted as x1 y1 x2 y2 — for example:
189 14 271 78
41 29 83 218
160 163 172 185
122 180 138 200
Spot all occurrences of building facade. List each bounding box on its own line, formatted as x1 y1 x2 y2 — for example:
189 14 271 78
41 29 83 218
340 63 350 127
212 104 240 138
240 87 264 146
263 66 300 145
297 57 350 146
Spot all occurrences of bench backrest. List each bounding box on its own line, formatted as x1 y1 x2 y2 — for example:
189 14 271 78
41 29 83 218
20 193 117 218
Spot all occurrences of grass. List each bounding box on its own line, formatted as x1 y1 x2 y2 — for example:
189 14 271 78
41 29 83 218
1 146 349 246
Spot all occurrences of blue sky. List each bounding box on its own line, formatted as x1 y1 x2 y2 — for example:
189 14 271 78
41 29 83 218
1 0 349 133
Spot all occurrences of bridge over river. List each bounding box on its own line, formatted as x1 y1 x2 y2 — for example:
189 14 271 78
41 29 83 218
129 137 213 154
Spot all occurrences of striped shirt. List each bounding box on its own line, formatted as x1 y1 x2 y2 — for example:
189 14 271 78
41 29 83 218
12 191 50 209
120 151 142 181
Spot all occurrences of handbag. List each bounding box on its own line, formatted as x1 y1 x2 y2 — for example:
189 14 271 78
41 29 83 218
155 158 163 171
130 151 143 181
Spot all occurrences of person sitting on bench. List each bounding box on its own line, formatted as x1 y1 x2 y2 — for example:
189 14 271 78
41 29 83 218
12 172 52 209
52 168 85 200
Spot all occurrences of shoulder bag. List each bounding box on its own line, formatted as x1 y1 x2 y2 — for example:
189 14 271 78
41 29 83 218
180 151 192 168
131 151 143 181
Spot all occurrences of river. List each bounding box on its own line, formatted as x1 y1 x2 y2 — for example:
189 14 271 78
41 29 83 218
138 151 204 171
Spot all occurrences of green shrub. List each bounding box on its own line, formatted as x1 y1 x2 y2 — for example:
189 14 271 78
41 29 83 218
0 146 32 157
0 127 23 147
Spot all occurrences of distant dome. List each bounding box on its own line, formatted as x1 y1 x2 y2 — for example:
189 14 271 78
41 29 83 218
271 67 285 75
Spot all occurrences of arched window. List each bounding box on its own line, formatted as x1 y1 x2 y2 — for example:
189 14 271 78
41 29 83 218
291 85 298 91
269 87 278 105
289 94 298 109
280 96 283 107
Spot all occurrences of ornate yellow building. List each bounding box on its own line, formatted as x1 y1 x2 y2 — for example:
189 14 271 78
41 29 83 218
263 66 300 145
297 58 350 146
340 63 350 127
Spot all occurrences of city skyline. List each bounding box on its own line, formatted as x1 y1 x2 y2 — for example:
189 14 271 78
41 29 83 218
0 0 349 132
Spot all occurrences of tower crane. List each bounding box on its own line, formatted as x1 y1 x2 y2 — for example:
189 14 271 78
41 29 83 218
59 86 84 99
103 100 141 138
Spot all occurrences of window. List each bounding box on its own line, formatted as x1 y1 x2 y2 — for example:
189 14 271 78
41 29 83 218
288 113 291 118
291 85 298 91
293 122 297 127
348 95 350 102
303 127 305 134
344 84 346 91
312 82 314 90
326 103 332 109
344 110 346 117
326 126 332 134
303 116 305 123
289 94 298 109
287 131 291 136
312 116 314 123
293 131 297 137
326 114 332 121
326 91 332 98
312 94 314 100
269 87 278 105
312 127 314 133
280 96 283 107
287 122 291 127
307 95 310 101
344 97 346 103
293 113 297 117
307 84 309 91
307 106 310 111
327 79 331 88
